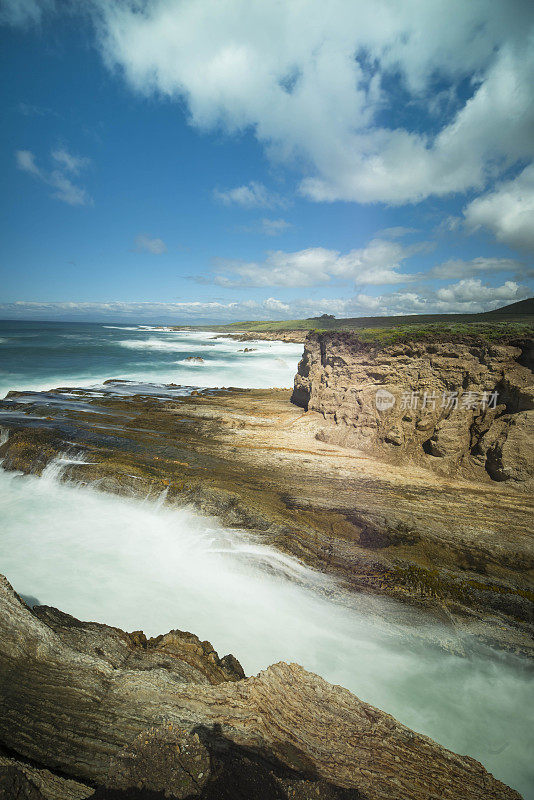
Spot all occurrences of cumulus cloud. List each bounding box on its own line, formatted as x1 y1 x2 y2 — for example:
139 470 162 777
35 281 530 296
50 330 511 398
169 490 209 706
134 234 167 254
212 238 425 288
464 164 534 252
213 181 286 209
92 0 534 205
433 279 527 308
15 147 92 206
2 279 528 323
263 297 290 313
330 280 531 316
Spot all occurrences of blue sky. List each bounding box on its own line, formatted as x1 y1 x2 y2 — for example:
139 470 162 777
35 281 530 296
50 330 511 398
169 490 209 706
1 0 533 323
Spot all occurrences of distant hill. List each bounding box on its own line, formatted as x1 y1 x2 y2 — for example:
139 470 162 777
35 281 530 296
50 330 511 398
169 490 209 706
479 298 534 317
173 299 534 342
192 298 534 333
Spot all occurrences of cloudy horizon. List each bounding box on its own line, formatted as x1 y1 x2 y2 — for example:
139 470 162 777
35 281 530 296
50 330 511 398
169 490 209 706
1 0 533 323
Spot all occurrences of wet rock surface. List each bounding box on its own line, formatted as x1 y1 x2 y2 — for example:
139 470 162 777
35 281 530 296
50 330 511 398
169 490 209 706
0 576 523 800
0 377 532 654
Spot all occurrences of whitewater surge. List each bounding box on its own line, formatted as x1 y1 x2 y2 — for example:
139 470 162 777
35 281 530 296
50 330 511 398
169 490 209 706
0 462 532 797
1 320 532 797
0 321 303 397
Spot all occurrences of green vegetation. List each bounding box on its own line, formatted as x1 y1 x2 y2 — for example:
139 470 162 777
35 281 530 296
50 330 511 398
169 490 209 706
175 298 534 344
326 320 534 347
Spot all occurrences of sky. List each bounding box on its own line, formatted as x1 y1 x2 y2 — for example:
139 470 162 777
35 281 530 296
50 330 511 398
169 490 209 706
1 0 533 324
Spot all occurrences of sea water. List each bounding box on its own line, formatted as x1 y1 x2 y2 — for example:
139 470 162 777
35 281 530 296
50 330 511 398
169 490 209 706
0 320 303 398
0 320 532 797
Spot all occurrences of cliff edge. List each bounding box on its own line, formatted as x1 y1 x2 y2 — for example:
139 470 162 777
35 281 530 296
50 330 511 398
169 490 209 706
292 332 534 486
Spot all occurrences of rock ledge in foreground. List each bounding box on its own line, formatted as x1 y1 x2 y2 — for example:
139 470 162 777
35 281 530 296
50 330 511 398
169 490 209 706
0 575 522 800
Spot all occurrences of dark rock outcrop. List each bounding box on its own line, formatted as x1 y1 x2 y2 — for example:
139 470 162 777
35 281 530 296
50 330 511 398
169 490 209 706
0 576 523 800
0 752 92 800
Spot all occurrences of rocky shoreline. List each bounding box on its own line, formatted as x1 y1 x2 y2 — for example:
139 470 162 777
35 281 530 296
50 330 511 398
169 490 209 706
0 385 532 653
0 575 524 799
0 330 532 797
170 327 308 344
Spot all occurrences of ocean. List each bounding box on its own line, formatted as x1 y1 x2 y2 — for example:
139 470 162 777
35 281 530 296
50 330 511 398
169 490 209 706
0 320 303 398
0 319 532 798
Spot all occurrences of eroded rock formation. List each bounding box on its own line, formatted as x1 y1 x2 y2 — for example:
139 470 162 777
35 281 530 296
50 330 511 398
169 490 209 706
292 333 534 485
0 382 532 654
0 576 523 800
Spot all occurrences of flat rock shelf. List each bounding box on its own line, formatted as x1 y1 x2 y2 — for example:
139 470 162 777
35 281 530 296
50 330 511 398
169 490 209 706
0 381 532 654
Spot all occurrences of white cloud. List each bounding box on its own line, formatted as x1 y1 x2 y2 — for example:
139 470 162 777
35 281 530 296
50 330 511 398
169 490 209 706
435 215 462 235
259 218 292 236
15 149 42 177
134 234 167 254
428 257 525 281
93 0 534 205
212 238 424 288
0 0 54 27
15 147 92 206
238 217 293 236
0 298 298 323
213 181 286 209
331 280 531 316
432 279 529 310
3 279 527 322
52 148 90 175
49 172 89 206
464 164 534 252
263 297 290 313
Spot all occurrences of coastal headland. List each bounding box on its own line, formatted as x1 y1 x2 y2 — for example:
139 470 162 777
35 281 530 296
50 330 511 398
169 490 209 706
0 326 532 654
0 314 532 799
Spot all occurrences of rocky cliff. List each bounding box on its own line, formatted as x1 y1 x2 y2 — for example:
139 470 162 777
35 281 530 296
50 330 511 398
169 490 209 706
0 575 523 800
292 333 534 485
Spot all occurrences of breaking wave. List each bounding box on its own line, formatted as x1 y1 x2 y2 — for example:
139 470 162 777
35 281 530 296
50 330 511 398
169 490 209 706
0 461 532 798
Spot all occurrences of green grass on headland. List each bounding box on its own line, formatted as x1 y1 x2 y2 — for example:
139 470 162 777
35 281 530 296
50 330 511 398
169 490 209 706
313 320 534 347
175 298 534 344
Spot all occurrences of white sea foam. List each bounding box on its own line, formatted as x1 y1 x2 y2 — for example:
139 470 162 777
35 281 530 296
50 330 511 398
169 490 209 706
0 463 531 798
118 337 212 352
0 375 104 401
174 358 231 367
0 329 302 397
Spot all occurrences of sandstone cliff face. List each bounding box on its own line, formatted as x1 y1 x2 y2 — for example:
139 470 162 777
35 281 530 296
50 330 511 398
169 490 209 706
0 576 522 800
292 333 534 484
